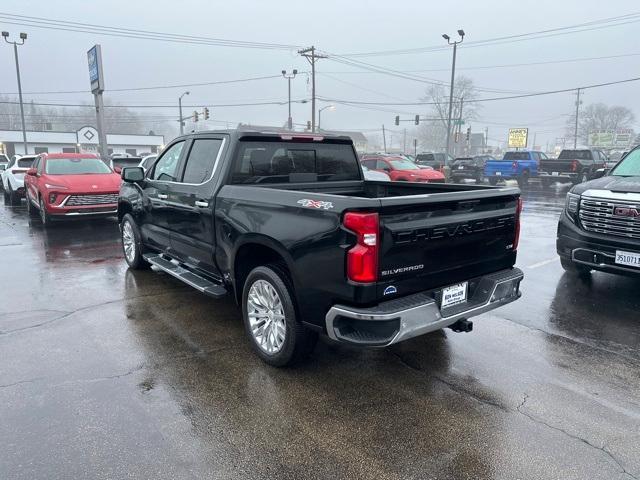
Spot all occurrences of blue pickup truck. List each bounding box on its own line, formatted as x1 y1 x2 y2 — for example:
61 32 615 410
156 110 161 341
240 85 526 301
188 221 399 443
485 151 548 187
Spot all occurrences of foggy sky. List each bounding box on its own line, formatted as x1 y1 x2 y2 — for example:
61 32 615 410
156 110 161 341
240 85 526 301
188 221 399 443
1 0 639 150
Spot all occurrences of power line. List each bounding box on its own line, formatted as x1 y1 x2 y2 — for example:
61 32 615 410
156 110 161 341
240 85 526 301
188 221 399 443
339 12 640 57
0 74 284 96
319 75 640 106
0 12 300 50
0 99 310 108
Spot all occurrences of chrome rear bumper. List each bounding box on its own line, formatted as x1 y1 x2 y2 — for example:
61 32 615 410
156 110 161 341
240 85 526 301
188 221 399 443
325 268 523 346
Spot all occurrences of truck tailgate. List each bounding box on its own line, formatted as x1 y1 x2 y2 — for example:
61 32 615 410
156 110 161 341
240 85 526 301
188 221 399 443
540 159 574 173
376 189 519 299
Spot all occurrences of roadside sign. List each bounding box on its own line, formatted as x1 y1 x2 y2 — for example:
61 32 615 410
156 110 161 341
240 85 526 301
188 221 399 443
87 45 105 93
508 128 528 149
454 119 465 126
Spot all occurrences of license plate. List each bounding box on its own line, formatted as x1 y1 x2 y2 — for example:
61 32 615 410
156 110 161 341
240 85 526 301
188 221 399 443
552 171 559 176
615 250 640 268
495 172 502 176
441 282 468 308
458 166 464 170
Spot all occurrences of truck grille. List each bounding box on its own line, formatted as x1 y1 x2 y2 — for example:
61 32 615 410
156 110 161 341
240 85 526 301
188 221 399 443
65 193 118 206
579 197 640 239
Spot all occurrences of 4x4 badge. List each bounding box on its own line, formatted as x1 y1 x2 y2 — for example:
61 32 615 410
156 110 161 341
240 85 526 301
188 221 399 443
297 199 334 210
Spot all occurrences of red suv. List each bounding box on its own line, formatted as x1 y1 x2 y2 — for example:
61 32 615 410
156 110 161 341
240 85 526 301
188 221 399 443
24 153 121 225
361 155 445 182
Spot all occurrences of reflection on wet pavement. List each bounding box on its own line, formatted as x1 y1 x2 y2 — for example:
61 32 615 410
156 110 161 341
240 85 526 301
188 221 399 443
1 186 639 479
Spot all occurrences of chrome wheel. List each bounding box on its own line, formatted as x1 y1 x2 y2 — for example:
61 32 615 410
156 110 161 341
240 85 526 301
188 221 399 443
247 279 286 354
122 220 136 264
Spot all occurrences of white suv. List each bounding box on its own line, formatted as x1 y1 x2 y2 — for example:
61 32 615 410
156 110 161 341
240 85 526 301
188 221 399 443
2 154 37 205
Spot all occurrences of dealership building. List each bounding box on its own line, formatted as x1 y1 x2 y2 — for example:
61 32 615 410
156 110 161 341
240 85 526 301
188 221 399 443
0 126 164 157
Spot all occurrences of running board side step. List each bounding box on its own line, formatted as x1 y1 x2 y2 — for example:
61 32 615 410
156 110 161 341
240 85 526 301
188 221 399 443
143 254 228 298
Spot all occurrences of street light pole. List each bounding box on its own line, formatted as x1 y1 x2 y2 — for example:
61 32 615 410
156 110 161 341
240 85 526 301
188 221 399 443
2 31 28 155
318 105 335 130
178 91 190 136
443 29 464 158
573 88 581 148
281 69 298 130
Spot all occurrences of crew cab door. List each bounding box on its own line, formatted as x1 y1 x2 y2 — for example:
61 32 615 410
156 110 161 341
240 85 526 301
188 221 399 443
139 140 187 252
166 136 226 276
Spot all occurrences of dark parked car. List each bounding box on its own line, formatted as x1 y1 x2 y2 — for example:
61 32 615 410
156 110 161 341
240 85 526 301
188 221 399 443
558 145 640 278
118 129 523 366
539 149 607 187
415 152 453 171
451 155 496 183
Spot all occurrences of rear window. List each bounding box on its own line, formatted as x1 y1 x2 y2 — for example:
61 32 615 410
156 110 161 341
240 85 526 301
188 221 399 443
503 152 530 160
18 158 35 168
231 140 360 184
559 150 592 160
45 158 112 175
416 154 434 162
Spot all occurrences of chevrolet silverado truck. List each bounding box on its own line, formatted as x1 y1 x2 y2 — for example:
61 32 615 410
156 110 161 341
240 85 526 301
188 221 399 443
485 151 545 187
539 148 607 187
558 145 640 278
118 129 524 366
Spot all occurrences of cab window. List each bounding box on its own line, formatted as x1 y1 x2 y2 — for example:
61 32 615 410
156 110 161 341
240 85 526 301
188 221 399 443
151 141 184 181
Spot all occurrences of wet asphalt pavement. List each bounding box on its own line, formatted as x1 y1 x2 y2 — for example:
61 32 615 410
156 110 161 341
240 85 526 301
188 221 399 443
1 184 639 480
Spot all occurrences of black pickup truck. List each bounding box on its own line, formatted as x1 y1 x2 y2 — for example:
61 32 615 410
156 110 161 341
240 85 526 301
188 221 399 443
558 145 640 278
118 129 524 366
539 148 608 186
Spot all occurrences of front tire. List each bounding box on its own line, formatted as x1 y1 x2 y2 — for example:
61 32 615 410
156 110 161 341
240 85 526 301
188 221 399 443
242 265 317 367
39 197 53 226
26 192 38 217
8 184 20 206
120 213 150 270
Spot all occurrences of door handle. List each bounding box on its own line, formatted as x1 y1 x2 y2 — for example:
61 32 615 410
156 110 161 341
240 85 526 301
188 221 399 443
157 194 168 200
194 200 209 208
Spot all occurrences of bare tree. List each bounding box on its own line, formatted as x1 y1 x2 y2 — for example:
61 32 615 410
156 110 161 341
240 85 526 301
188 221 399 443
566 102 635 145
417 75 480 152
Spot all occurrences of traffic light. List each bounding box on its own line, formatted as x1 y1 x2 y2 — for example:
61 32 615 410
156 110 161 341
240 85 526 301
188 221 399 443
193 111 199 122
415 115 420 125
395 115 400 126
466 127 471 141
203 107 210 120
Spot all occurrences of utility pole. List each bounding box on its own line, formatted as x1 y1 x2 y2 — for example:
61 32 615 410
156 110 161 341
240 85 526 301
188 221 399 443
299 46 327 132
382 125 387 153
573 88 581 148
282 69 297 129
455 96 464 157
403 128 407 153
178 91 189 136
484 127 488 152
443 29 465 158
533 132 537 150
2 31 28 155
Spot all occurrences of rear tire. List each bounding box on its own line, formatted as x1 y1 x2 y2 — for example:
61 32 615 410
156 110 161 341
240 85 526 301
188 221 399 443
475 173 485 184
8 184 20 206
518 171 530 188
242 264 317 367
120 213 150 270
488 177 498 186
560 257 591 277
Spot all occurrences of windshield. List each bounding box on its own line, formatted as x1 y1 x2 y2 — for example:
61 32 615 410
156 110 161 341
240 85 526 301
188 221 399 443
559 150 592 160
45 158 113 175
389 159 419 170
610 149 640 176
503 152 530 160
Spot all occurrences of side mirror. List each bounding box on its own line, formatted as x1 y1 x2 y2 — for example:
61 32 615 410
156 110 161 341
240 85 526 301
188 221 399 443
121 166 145 183
114 166 122 174
593 168 607 179
26 168 37 176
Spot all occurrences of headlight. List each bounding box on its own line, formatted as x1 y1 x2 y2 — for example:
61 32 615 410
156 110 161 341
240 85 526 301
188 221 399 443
44 183 68 190
565 193 580 222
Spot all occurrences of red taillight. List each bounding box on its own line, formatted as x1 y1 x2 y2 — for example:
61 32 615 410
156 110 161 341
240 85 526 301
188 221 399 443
344 212 379 283
571 160 579 172
512 161 518 170
513 197 523 251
